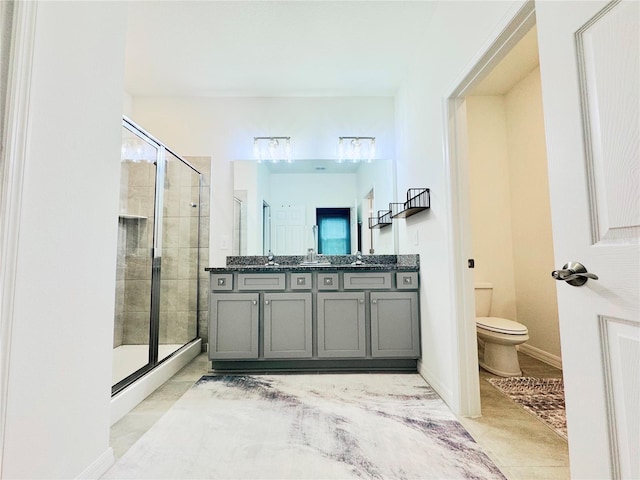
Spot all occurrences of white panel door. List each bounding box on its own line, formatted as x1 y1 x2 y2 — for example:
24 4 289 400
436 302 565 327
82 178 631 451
272 205 306 255
536 1 639 478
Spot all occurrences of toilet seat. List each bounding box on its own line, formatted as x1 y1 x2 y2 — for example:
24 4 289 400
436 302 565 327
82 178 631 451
476 316 528 335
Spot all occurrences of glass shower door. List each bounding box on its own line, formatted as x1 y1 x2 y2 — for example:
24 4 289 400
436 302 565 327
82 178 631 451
113 117 203 395
157 150 200 362
112 126 158 386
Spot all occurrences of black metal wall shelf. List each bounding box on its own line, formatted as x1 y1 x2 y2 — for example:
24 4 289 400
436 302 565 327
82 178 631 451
390 188 430 219
368 209 392 229
368 188 430 230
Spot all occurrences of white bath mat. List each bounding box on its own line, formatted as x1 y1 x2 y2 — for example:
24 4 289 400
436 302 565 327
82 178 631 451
105 374 505 479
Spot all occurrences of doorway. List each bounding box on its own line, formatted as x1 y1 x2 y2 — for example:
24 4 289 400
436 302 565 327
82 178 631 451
465 26 562 370
316 207 351 254
444 2 564 417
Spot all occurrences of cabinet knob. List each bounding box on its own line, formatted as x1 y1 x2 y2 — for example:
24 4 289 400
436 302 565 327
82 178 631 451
252 300 257 305
372 299 377 304
265 300 270 305
360 299 364 304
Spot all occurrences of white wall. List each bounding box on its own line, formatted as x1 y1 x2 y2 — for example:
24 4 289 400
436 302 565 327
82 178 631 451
131 2 526 411
466 67 561 362
394 1 525 408
467 95 518 319
130 96 395 266
270 172 358 253
2 2 127 478
233 161 259 255
505 67 560 359
356 160 396 254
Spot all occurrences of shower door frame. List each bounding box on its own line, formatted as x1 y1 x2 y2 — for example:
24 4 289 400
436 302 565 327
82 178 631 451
112 116 203 396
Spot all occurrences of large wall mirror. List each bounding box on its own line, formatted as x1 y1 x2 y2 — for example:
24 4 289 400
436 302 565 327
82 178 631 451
233 159 396 256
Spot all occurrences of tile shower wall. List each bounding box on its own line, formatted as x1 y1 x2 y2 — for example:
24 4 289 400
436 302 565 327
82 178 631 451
114 156 210 351
158 155 200 349
114 161 155 347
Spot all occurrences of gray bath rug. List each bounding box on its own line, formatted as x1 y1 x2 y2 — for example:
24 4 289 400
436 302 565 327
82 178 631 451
105 374 505 479
487 376 567 439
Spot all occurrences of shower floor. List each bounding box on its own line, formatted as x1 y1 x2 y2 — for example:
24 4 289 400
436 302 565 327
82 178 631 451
112 344 183 386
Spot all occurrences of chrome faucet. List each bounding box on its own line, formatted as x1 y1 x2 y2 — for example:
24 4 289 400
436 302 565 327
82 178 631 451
306 248 317 263
266 250 278 266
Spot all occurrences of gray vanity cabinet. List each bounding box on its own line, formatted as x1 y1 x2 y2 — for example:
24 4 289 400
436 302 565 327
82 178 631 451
209 293 259 359
207 264 420 371
317 292 366 358
263 292 312 358
370 291 420 358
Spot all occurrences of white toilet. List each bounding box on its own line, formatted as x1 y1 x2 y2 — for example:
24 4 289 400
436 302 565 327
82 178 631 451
475 283 529 377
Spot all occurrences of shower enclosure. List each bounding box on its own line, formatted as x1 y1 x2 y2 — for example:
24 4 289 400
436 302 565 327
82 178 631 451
112 117 202 395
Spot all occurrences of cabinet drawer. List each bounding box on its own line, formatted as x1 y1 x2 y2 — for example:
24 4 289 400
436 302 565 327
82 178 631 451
317 273 339 290
211 274 233 291
343 272 391 290
290 273 312 290
237 273 286 291
396 272 418 289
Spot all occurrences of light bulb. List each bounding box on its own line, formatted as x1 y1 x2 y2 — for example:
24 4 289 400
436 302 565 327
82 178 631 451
253 138 263 162
351 138 361 162
368 138 376 163
285 138 292 163
268 138 279 162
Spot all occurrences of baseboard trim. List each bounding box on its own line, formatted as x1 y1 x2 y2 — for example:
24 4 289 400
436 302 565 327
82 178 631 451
417 359 454 408
76 448 114 480
110 339 202 425
519 343 562 370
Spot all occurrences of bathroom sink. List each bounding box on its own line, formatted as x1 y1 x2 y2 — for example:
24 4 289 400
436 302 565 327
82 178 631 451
299 261 332 267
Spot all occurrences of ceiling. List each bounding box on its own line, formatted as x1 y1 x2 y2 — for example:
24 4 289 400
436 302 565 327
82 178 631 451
124 1 438 97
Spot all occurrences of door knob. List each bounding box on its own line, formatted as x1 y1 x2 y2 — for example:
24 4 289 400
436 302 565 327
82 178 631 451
551 262 598 286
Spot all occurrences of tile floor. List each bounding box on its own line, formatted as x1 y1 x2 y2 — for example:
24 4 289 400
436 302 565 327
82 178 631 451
110 351 569 479
457 353 569 480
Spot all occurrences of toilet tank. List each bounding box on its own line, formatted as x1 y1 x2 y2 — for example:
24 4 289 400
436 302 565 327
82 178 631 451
474 283 493 317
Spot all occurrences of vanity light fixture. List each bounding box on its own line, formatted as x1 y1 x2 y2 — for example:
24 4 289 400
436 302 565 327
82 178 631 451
121 136 157 163
337 136 376 163
253 136 292 163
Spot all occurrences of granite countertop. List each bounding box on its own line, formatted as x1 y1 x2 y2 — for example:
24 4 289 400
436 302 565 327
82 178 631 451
205 254 419 273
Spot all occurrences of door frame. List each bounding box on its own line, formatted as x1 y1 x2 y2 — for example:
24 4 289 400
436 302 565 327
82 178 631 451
443 0 536 416
0 1 37 474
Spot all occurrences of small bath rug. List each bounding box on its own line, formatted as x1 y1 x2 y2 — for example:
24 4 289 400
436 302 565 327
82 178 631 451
487 376 566 439
105 373 506 479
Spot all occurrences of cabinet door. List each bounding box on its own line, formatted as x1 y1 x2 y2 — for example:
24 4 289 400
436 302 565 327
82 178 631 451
264 293 312 359
317 292 366 358
209 293 259 359
370 292 420 358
